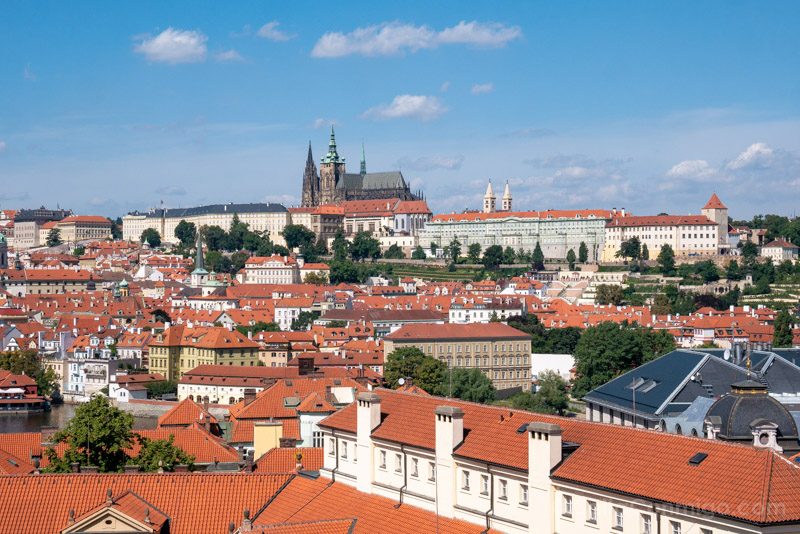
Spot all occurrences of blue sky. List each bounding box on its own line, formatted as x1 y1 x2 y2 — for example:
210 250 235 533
1 1 799 219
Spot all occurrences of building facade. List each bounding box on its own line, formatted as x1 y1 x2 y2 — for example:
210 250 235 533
384 323 532 391
602 212 721 261
122 203 290 246
419 209 611 260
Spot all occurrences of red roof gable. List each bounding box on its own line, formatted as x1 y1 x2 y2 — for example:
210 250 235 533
703 193 727 209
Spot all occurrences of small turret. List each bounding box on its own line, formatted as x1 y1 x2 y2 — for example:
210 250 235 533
502 180 512 211
483 180 496 214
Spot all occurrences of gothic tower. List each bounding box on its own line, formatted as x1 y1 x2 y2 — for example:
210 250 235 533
301 142 319 207
318 126 346 205
360 142 367 176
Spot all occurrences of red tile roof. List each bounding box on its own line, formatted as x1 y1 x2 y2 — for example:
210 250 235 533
229 418 300 444
0 473 291 533
59 215 112 224
432 209 612 223
385 322 530 341
255 475 493 533
229 378 363 421
134 425 239 464
606 214 717 228
321 388 800 525
157 398 217 428
251 519 355 534
703 193 727 209
254 447 323 473
763 239 799 249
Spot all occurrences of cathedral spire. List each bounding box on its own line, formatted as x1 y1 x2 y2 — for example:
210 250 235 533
193 234 206 274
323 125 343 164
360 141 367 175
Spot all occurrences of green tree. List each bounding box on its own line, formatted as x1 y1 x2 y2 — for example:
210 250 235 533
46 228 63 247
350 231 380 261
383 244 405 259
204 251 231 273
741 241 758 263
140 228 161 248
467 243 482 263
566 249 576 270
725 259 742 281
281 224 316 250
446 368 495 403
174 220 197 247
73 246 85 257
578 241 588 263
774 310 795 348
133 434 194 472
595 284 624 305
384 347 446 395
201 225 227 252
447 238 462 263
616 237 641 262
411 245 427 260
0 350 58 397
531 242 545 270
331 231 350 261
230 251 249 274
695 260 720 283
651 293 672 315
292 310 320 331
303 271 329 285
482 245 504 270
44 396 134 473
657 244 676 276
236 321 280 336
535 371 569 415
503 246 516 265
641 243 649 261
111 217 123 240
329 260 360 283
430 242 438 257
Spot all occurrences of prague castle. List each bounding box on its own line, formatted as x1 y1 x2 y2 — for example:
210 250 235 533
301 127 422 207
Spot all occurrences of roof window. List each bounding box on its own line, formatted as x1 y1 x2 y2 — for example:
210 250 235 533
688 452 708 466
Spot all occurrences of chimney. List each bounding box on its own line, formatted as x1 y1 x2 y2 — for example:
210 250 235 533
355 392 382 493
243 389 256 406
528 422 562 534
621 207 626 217
434 405 464 518
240 509 252 532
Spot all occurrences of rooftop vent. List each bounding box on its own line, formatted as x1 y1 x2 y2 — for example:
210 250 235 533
688 452 708 466
516 423 529 434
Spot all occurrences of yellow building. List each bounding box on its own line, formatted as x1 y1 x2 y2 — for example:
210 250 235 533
148 325 260 381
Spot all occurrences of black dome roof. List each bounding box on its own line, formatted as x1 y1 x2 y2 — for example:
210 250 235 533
707 380 798 440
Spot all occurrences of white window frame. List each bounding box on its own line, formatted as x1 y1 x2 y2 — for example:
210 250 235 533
562 494 573 517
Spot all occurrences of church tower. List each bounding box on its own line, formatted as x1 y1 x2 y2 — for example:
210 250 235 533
483 181 496 213
360 142 367 176
318 126 346 205
502 180 512 211
701 193 729 248
301 142 319 207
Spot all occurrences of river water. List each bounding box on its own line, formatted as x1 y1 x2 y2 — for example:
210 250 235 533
0 404 157 434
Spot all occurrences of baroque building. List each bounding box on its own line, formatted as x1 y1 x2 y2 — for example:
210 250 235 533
301 127 421 207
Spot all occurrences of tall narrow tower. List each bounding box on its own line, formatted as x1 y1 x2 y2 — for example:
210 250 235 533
319 126 346 205
502 180 512 211
701 193 729 248
483 181 496 214
360 142 367 176
301 142 319 207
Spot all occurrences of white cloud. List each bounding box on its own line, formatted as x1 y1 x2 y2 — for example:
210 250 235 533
727 142 774 170
214 50 244 62
313 118 336 129
257 21 294 42
397 155 464 171
440 81 451 92
0 141 6 153
666 159 716 179
471 83 494 95
362 95 447 121
311 20 521 58
134 28 208 64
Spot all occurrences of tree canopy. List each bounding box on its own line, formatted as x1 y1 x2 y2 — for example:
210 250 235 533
774 310 795 348
566 249 576 270
174 220 196 247
0 350 58 396
350 231 381 262
467 243 482 263
510 370 569 415
482 245 504 270
657 244 676 275
383 244 405 259
134 434 194 472
140 228 161 248
578 241 588 263
531 242 545 270
46 228 63 247
292 310 320 331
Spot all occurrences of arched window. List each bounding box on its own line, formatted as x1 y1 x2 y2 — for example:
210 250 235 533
675 424 683 435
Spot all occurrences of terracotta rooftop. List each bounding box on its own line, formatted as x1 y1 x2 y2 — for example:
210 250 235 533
157 398 217 428
703 193 727 210
0 473 291 533
385 322 530 341
606 214 717 228
320 388 800 525
254 447 323 473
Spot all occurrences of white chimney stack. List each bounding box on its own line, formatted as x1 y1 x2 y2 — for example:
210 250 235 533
355 392 382 493
434 405 464 518
528 422 562 534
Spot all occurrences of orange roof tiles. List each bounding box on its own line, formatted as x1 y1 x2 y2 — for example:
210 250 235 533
607 214 717 228
321 388 800 525
255 447 323 473
432 208 612 223
703 193 727 209
255 475 493 533
0 473 291 533
251 519 356 534
385 322 530 341
134 425 239 464
157 398 217 428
